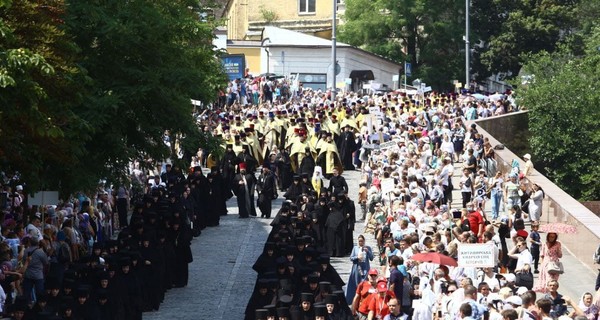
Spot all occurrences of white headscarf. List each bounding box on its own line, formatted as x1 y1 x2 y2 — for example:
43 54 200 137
413 276 436 320
312 166 322 179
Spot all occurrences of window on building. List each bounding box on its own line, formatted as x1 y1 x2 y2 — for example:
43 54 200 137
297 73 327 91
299 0 316 14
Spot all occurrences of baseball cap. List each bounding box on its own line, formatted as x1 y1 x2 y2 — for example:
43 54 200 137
516 230 528 239
377 282 388 293
368 268 379 276
502 273 516 283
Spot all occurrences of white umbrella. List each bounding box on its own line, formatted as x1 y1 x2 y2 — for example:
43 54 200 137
489 93 505 101
471 93 489 101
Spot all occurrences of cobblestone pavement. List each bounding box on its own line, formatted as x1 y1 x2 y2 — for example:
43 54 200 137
144 168 595 319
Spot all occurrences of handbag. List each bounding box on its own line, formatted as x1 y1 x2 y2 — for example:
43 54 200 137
547 261 564 274
522 199 530 213
515 271 534 289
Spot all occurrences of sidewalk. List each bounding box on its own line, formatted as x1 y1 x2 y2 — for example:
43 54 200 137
448 169 597 301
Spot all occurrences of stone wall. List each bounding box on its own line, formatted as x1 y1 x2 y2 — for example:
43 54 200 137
476 111 532 159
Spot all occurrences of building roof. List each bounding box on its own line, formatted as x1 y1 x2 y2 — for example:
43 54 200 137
261 26 350 48
259 27 401 68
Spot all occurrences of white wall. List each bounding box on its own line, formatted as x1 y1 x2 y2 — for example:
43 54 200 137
338 48 401 87
268 47 331 76
213 32 228 51
265 46 402 89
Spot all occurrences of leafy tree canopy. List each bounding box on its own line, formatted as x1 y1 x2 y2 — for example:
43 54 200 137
0 0 89 194
0 0 226 196
339 0 465 90
471 0 579 81
341 0 581 88
519 26 600 201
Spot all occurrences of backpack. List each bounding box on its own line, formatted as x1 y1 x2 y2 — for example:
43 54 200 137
461 217 471 232
594 244 600 264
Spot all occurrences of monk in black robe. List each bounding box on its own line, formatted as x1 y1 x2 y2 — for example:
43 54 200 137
238 144 259 173
284 175 307 203
220 144 237 199
206 170 225 226
299 148 316 176
339 125 357 170
252 242 277 274
275 149 293 191
324 201 345 257
328 169 348 196
232 162 257 218
257 165 278 218
169 219 193 288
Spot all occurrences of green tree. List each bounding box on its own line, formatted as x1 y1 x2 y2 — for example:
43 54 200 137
339 0 464 90
62 0 227 193
0 0 89 194
519 26 600 200
471 0 579 81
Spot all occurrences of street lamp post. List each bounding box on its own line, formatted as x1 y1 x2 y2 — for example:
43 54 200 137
261 37 271 74
331 0 337 101
465 0 470 91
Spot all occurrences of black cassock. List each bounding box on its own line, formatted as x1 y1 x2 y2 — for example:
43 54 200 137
276 150 293 191
341 199 356 255
339 130 357 170
169 224 193 288
299 153 316 176
312 203 328 247
232 173 257 218
325 202 345 257
206 174 225 226
256 171 277 218
284 181 307 203
220 150 238 198
328 175 349 196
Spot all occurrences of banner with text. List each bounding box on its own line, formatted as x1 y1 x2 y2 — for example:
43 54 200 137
457 243 497 268
220 54 246 80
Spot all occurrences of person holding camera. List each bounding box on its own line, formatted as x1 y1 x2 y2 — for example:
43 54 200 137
507 240 533 274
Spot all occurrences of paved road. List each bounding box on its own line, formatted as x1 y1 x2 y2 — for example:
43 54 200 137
143 168 596 319
143 170 365 320
143 206 272 320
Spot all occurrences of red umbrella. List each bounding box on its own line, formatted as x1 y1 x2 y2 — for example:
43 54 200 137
411 252 458 267
539 223 577 234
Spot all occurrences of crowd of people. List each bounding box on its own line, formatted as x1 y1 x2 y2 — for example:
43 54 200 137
0 164 230 319
223 79 599 320
2 73 598 320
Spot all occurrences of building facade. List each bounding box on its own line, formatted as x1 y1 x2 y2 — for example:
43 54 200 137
226 27 402 92
223 0 345 40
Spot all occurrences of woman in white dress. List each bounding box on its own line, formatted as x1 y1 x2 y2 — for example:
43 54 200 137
527 183 545 222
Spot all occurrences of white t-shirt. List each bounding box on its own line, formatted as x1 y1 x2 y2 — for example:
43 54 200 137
460 175 472 193
516 249 533 271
